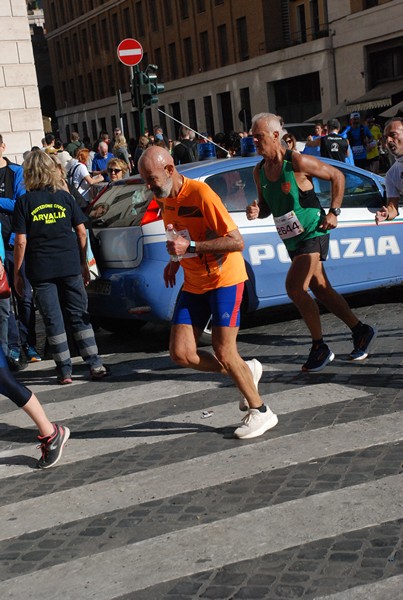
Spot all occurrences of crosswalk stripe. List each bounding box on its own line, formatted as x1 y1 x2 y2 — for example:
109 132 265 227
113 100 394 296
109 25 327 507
1 475 401 599
1 362 284 425
1 410 401 541
314 574 403 600
13 357 282 395
0 373 230 426
0 383 370 479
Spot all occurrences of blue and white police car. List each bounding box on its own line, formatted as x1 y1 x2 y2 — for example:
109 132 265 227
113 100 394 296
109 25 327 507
87 156 402 333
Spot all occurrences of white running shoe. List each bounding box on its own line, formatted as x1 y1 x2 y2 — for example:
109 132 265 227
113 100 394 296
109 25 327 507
233 407 278 440
239 359 263 411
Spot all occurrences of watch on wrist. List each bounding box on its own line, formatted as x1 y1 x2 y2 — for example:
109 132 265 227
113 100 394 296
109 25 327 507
188 240 196 254
329 207 341 217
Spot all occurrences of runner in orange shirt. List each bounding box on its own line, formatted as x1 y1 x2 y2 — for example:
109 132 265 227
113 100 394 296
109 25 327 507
139 146 277 439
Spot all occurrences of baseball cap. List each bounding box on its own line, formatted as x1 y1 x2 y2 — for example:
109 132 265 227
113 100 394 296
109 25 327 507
350 112 360 120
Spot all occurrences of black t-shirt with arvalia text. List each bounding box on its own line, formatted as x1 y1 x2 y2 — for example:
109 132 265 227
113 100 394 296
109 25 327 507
12 188 88 283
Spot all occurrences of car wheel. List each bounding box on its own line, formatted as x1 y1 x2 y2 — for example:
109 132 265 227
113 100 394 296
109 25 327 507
96 317 146 335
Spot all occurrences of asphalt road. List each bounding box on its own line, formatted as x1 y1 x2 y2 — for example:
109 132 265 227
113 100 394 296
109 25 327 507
0 286 402 599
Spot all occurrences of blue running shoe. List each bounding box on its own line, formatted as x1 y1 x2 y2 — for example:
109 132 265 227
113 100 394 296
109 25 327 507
23 345 42 363
350 324 378 361
302 343 335 372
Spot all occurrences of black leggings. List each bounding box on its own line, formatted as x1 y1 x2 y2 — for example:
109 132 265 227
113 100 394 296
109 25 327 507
0 346 31 408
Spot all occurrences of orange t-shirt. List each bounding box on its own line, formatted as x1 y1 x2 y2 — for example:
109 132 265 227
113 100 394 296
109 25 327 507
161 177 247 294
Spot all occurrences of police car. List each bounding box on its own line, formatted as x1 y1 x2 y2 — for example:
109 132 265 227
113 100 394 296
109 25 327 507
87 156 402 333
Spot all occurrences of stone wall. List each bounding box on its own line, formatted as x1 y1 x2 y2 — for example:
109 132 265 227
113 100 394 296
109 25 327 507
0 0 43 164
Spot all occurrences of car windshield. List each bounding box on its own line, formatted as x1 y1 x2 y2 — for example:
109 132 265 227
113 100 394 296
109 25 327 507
88 181 153 227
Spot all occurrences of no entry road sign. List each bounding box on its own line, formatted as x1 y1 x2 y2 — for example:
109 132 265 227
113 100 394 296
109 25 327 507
117 38 143 67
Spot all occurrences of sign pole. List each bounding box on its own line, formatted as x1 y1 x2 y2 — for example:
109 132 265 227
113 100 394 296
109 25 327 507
117 89 124 136
117 38 144 139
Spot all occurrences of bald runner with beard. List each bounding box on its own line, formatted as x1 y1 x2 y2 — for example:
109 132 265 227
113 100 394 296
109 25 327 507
138 146 278 440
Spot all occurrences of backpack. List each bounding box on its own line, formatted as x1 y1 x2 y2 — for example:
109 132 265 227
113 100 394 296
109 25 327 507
67 162 87 192
174 140 198 164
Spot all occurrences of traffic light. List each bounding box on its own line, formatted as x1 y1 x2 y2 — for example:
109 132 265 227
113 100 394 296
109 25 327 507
130 69 142 110
140 71 165 107
130 66 164 112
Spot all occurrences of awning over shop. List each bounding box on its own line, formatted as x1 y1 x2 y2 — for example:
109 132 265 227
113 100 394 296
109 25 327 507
346 80 403 112
307 101 351 122
379 100 403 118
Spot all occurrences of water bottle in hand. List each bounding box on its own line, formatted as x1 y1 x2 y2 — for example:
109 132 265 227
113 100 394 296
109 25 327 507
166 224 180 262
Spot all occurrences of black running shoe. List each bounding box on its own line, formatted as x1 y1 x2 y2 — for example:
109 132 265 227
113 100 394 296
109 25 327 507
7 348 26 371
302 343 335 372
350 324 378 361
37 423 70 469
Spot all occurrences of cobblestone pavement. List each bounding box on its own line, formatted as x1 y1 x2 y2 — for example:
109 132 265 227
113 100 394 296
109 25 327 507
0 287 402 599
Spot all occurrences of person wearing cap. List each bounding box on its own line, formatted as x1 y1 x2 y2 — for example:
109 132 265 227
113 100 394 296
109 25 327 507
375 116 402 224
342 112 373 170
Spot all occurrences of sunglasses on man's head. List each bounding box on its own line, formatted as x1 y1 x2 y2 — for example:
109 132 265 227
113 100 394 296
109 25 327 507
108 168 122 174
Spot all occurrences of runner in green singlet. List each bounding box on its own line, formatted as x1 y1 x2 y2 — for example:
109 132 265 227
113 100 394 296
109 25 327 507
246 112 377 372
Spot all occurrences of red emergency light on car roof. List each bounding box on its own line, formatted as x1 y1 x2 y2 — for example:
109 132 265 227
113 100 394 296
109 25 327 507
140 198 162 225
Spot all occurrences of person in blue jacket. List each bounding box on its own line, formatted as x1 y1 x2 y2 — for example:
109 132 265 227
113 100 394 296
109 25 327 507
0 135 41 368
341 112 374 170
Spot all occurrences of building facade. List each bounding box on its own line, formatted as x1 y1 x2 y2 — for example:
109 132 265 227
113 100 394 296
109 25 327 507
42 0 403 143
0 0 44 163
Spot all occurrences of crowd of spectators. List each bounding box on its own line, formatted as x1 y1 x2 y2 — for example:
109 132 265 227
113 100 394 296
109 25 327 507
0 110 399 374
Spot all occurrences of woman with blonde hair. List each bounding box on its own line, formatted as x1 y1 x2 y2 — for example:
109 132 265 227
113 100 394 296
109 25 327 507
12 150 109 385
113 134 131 172
106 157 128 182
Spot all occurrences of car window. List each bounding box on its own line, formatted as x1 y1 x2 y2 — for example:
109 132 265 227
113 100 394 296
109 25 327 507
312 168 383 209
205 166 258 211
89 182 153 227
285 124 315 141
